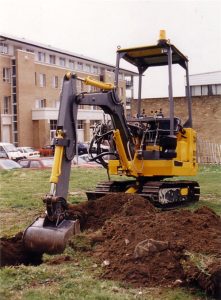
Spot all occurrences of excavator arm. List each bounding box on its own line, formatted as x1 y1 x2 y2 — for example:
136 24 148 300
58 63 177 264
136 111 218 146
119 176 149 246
23 73 134 254
52 73 133 202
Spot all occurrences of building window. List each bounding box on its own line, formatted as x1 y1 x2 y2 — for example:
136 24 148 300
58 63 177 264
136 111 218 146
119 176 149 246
93 66 98 74
77 62 83 71
191 84 221 96
191 86 201 96
59 57 66 67
49 55 56 64
69 60 75 69
54 100 60 108
35 72 37 86
202 85 208 96
50 120 57 141
35 99 47 108
77 120 84 129
0 42 8 54
52 76 59 88
84 64 91 73
26 49 34 53
3 96 11 114
3 68 11 83
39 73 46 87
38 52 46 62
50 120 57 130
119 73 123 80
118 87 124 97
217 84 221 95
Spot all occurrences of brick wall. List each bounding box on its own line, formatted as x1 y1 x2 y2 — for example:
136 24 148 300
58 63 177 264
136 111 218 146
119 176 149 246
131 95 221 143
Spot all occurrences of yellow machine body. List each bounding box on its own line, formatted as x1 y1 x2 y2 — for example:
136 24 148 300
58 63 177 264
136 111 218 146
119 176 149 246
108 128 197 178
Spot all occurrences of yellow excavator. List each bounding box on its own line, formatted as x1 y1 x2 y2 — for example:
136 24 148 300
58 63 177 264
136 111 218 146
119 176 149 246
23 31 200 254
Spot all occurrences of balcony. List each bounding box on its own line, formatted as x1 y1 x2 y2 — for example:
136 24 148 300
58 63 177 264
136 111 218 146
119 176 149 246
1 114 12 125
32 107 105 121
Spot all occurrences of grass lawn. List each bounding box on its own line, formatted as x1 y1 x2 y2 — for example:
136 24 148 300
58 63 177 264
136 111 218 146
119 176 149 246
0 164 220 300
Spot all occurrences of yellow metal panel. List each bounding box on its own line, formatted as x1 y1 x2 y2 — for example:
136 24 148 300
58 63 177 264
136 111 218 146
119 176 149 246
108 127 198 179
50 130 64 184
125 186 138 193
126 48 163 58
113 129 131 171
84 76 114 90
180 188 189 196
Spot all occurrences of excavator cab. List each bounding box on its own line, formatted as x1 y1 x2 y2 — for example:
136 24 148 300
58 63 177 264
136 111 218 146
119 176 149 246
23 31 199 255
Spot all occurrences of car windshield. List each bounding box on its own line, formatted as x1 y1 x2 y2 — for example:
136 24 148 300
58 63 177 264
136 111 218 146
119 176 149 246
4 144 18 152
24 148 35 153
0 159 21 169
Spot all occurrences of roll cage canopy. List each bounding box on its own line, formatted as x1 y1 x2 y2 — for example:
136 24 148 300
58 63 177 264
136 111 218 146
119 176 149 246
115 33 192 130
116 42 188 70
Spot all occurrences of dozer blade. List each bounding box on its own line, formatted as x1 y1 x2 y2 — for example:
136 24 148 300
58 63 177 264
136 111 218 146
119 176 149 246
23 217 80 254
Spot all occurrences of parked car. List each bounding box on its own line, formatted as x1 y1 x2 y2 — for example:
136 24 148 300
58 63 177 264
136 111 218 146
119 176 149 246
0 142 25 161
77 143 88 155
38 145 54 157
19 157 54 169
38 143 88 157
0 158 22 170
17 147 40 158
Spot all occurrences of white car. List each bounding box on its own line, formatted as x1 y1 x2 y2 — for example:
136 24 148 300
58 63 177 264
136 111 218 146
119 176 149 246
17 147 40 159
0 142 25 161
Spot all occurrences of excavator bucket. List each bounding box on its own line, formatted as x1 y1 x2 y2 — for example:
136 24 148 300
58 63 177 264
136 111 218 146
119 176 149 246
23 217 80 254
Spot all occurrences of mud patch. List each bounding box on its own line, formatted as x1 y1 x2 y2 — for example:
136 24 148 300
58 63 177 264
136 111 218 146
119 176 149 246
0 232 42 267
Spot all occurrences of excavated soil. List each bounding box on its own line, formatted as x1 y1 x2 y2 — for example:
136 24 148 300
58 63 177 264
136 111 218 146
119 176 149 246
1 193 221 298
0 232 42 266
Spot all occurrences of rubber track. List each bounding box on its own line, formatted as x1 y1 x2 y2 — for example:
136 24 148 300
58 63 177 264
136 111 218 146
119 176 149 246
87 180 200 209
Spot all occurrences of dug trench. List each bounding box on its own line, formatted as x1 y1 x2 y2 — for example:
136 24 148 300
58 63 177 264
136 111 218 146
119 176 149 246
1 194 221 298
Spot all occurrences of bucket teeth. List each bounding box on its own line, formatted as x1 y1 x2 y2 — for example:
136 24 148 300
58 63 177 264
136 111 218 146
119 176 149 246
23 217 80 254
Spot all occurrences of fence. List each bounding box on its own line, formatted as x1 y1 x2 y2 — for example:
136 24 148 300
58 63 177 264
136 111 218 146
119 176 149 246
197 139 221 164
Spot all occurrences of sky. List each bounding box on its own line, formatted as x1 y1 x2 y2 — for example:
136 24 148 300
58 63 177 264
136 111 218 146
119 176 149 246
0 0 220 97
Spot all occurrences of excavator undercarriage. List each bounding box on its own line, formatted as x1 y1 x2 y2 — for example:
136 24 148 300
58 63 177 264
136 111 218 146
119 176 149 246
87 180 200 209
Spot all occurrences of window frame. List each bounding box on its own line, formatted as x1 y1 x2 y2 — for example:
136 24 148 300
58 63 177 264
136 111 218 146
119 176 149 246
59 57 66 67
38 51 46 62
3 96 11 114
0 42 8 54
39 73 46 87
49 55 56 64
3 68 11 83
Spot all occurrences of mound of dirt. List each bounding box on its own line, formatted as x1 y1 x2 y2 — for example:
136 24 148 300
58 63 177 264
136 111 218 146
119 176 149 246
0 232 42 267
1 193 220 298
68 193 156 230
68 193 221 297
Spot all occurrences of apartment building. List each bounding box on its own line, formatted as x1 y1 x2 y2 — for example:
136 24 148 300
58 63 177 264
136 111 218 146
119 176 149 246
0 34 135 147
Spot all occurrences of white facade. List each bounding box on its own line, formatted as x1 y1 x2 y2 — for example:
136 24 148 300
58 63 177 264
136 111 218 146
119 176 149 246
189 71 221 96
189 71 221 86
